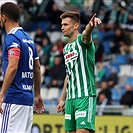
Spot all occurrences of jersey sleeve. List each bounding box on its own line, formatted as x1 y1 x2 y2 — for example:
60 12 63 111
78 34 93 45
5 34 21 59
78 34 95 52
5 34 21 50
33 44 39 60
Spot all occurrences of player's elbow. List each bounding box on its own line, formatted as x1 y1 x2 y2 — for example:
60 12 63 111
34 66 40 73
34 60 41 74
8 65 18 74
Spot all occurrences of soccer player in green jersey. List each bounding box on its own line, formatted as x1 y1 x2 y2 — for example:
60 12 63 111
57 11 102 133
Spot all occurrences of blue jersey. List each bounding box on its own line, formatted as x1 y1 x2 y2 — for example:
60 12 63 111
2 27 39 106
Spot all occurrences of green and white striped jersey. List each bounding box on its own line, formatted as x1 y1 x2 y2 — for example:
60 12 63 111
64 34 96 100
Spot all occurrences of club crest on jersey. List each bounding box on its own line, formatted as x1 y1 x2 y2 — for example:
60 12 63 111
10 42 19 48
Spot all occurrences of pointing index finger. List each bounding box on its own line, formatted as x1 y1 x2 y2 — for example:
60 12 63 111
90 13 96 22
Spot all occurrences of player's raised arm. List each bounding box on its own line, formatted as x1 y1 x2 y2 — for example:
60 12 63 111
82 14 102 44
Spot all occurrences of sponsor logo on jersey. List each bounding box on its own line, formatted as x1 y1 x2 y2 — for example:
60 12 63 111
66 52 74 59
22 85 33 90
10 42 19 48
65 114 71 120
65 50 78 63
75 111 86 119
22 39 34 44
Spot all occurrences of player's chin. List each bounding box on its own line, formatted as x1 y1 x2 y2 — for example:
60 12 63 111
62 32 67 36
63 33 68 37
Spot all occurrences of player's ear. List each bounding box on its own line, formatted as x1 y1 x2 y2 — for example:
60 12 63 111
1 14 6 23
74 23 79 30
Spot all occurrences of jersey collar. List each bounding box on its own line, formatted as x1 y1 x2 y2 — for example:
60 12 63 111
8 27 23 34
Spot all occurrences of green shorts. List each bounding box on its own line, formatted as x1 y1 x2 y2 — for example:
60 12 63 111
65 96 96 132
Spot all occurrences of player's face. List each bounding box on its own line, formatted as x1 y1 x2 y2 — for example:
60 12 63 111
61 17 77 38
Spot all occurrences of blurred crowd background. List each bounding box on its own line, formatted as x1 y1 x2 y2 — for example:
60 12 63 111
0 0 133 114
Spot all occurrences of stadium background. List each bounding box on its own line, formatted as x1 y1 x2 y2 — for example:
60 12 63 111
0 0 133 133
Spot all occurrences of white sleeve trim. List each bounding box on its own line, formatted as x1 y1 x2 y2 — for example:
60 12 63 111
35 57 39 60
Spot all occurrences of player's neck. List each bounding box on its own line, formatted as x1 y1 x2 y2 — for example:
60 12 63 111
69 31 79 43
5 21 19 34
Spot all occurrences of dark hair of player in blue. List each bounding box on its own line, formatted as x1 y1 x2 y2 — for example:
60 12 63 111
1 2 21 22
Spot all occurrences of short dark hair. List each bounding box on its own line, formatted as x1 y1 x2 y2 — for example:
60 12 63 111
1 2 21 22
60 11 80 24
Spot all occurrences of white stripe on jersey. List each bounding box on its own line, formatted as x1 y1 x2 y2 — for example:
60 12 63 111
86 49 93 95
75 62 81 98
71 42 77 98
71 71 75 98
68 77 71 99
77 40 88 96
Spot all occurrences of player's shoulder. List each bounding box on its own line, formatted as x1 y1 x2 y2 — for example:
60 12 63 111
5 33 19 45
77 34 83 44
6 27 23 41
64 42 69 50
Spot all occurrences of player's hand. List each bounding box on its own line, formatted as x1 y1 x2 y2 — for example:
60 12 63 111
57 100 65 113
89 13 102 27
34 95 45 114
0 92 4 114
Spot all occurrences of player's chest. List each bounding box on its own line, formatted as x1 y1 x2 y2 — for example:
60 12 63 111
64 43 79 63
